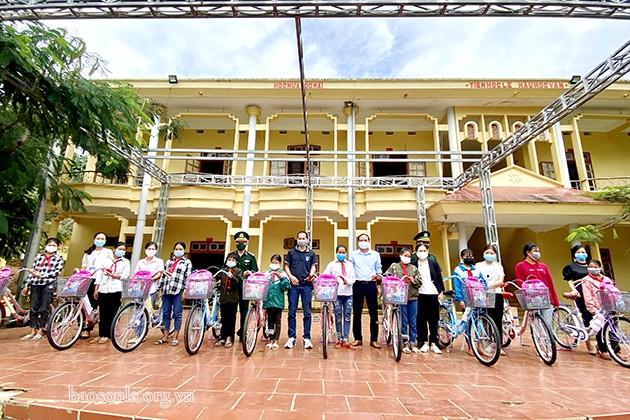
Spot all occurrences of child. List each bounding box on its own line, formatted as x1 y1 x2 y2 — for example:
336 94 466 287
156 241 191 347
93 241 129 344
384 247 422 353
263 254 290 349
452 248 484 356
20 237 64 341
215 252 243 348
323 245 356 350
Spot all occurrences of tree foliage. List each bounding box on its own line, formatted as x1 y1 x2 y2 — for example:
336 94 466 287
0 22 153 259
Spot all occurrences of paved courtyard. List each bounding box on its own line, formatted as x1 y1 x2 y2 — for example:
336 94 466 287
1 313 629 420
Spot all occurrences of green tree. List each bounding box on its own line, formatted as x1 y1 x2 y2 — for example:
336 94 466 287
0 22 153 260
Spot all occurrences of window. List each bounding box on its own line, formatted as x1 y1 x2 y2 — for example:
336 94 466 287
190 239 225 254
465 122 478 140
280 144 321 176
539 162 556 180
512 122 524 133
409 162 426 176
488 121 502 140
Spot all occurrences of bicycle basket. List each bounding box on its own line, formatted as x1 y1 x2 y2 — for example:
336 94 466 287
185 270 214 299
0 268 11 295
464 285 496 308
597 290 629 312
57 270 92 298
514 287 550 310
243 272 269 301
314 274 338 302
121 271 153 300
382 276 408 305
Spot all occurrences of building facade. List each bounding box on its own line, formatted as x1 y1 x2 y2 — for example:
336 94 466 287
51 78 630 291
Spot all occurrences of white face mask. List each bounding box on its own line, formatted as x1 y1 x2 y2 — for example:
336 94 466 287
145 249 157 258
226 261 237 268
417 251 428 260
270 263 280 271
400 256 411 265
358 241 370 250
45 245 58 253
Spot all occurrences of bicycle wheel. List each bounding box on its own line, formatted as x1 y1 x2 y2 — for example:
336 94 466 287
111 302 149 353
209 298 221 339
438 305 454 349
322 304 329 359
47 301 84 350
184 302 206 355
392 307 403 363
242 304 259 357
603 315 630 369
501 309 513 348
551 306 579 349
469 313 500 367
382 305 392 345
530 312 557 366
0 302 6 329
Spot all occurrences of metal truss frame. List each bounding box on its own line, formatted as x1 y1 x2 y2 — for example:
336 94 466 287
2 0 630 21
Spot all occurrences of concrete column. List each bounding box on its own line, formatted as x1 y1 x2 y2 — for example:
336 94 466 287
344 103 358 253
241 105 261 232
570 118 589 191
446 107 462 177
130 115 160 269
552 123 572 188
457 222 468 252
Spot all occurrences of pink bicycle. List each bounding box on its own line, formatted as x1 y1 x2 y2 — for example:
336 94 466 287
0 268 32 328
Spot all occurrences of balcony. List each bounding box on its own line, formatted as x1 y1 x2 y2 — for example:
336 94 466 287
573 177 630 192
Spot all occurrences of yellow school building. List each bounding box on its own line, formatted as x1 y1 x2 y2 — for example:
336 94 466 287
50 78 630 291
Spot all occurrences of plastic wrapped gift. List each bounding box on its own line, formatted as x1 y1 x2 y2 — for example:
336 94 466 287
515 287 550 310
382 276 408 305
464 285 496 308
243 272 270 301
185 270 214 299
57 270 93 298
122 270 153 299
314 274 338 302
598 290 629 312
0 267 11 295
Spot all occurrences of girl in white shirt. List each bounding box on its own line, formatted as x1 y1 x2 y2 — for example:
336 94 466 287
134 241 165 309
93 241 130 344
476 244 506 355
80 231 114 340
323 245 356 350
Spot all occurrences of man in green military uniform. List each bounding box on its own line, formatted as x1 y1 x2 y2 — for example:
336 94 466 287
228 231 259 341
411 230 442 274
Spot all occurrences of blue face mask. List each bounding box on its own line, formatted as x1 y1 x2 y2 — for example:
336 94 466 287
173 250 185 258
115 249 126 258
575 253 588 262
94 239 106 248
337 254 346 261
483 253 496 262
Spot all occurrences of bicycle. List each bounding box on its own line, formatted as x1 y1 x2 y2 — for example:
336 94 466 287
110 270 161 352
314 274 338 359
1 268 33 328
509 278 557 366
242 272 270 357
381 275 407 362
183 269 220 355
596 289 630 368
499 288 519 348
551 283 590 350
437 276 468 350
46 270 101 350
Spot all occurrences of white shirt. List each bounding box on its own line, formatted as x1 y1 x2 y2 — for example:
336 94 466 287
135 257 165 295
96 257 130 293
323 259 356 296
477 261 505 294
82 248 114 285
416 259 438 295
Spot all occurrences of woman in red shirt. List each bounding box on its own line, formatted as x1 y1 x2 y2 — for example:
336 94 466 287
514 242 560 307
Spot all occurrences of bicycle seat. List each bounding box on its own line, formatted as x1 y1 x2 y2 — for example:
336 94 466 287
502 291 513 299
563 292 579 300
443 290 454 296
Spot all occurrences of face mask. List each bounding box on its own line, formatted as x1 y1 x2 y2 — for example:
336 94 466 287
173 250 185 258
236 243 246 251
358 241 370 250
226 261 236 268
269 263 280 271
45 245 58 253
575 253 587 262
297 239 308 247
588 267 602 276
337 254 346 261
94 239 106 248
145 249 157 258
463 257 475 266
483 253 496 262
400 256 411 265
115 249 126 258
531 252 541 261
417 251 428 261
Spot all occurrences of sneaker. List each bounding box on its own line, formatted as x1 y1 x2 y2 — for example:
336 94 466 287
271 343 280 349
402 346 411 354
303 339 314 349
32 333 43 341
21 333 35 341
430 343 442 354
284 337 296 349
420 343 430 353
214 340 226 347
265 343 274 349
342 342 357 351
411 346 420 354
334 342 343 350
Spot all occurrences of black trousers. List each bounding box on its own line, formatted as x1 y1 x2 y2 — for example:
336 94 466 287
98 292 121 338
486 293 504 347
237 297 248 340
352 282 379 342
85 279 99 332
221 301 239 341
29 283 54 329
266 307 283 341
416 294 440 346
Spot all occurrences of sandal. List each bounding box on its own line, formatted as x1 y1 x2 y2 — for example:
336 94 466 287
171 339 179 346
155 338 168 345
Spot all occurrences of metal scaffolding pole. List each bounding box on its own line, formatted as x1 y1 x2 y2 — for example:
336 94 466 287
416 185 427 233
479 167 501 261
152 182 170 253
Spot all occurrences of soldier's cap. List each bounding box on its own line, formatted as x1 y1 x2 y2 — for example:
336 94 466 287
234 231 250 241
413 231 431 242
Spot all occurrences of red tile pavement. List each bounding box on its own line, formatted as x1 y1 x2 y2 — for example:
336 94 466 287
1 313 629 420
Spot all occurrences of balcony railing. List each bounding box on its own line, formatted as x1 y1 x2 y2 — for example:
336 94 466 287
574 177 630 191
